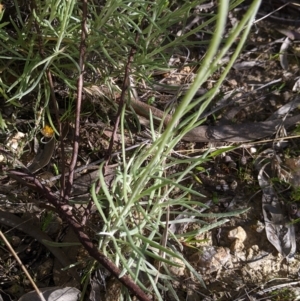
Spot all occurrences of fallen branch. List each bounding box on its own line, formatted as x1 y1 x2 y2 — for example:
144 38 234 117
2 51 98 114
6 170 151 301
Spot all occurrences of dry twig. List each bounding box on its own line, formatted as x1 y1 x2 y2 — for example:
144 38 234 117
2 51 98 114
0 230 47 301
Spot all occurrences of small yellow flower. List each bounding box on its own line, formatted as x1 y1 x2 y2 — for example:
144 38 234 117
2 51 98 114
41 125 54 138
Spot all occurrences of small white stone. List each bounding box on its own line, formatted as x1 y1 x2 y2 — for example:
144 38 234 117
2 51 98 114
293 77 300 92
6 132 26 154
250 147 257 154
168 257 185 276
228 226 247 242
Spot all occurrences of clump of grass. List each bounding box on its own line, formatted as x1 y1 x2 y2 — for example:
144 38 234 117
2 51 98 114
90 0 261 299
0 0 262 299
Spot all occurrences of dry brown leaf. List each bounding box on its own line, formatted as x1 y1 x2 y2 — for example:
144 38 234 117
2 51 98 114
27 138 55 173
258 163 296 259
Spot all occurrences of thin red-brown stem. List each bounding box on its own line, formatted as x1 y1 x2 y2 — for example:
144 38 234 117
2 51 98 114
105 33 140 163
65 0 88 199
7 170 151 301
